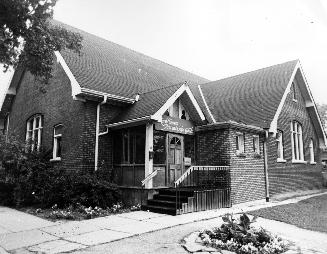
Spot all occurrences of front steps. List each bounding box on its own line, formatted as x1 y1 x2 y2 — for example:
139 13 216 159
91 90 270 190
141 188 232 215
141 188 194 215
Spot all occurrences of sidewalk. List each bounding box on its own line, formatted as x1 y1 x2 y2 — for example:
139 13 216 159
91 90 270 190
0 189 326 254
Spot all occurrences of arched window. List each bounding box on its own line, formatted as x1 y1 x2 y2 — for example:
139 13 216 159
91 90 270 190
52 124 63 160
291 121 304 161
26 114 43 152
309 139 315 164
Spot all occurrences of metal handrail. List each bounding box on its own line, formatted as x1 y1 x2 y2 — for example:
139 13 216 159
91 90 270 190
141 169 158 186
174 165 230 187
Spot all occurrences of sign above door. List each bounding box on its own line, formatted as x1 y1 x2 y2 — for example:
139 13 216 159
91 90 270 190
155 116 194 135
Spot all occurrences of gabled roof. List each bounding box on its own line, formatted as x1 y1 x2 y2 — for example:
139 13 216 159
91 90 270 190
196 60 326 147
197 60 299 128
53 20 209 100
108 82 206 127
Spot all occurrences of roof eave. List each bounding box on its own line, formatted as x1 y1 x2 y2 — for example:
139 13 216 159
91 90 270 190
196 120 265 133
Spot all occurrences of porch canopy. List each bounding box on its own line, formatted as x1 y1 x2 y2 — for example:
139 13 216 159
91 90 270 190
108 82 207 188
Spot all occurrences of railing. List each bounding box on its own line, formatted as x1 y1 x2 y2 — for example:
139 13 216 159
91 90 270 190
141 169 158 187
174 165 231 215
175 166 230 188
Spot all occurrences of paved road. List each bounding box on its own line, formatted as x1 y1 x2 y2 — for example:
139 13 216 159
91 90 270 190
73 218 220 254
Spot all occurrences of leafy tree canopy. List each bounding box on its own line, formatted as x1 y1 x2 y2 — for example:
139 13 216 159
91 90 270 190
0 0 82 82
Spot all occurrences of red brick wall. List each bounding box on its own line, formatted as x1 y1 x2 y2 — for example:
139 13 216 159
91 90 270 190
196 127 266 204
7 63 121 173
229 129 266 204
196 128 231 166
267 79 324 195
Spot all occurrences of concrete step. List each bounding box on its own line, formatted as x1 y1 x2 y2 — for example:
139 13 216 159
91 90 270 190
141 204 177 215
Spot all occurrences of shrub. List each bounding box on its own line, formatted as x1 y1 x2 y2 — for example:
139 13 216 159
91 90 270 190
0 134 120 208
199 213 288 254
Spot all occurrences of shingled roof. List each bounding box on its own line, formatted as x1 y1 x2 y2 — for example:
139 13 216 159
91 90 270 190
53 20 209 99
197 60 299 128
111 83 182 124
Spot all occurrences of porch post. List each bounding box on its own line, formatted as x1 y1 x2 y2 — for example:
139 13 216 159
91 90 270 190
145 122 154 188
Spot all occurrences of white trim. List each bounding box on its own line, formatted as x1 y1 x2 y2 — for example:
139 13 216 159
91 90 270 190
298 62 327 147
269 61 300 133
94 96 108 171
50 158 61 162
291 160 307 164
144 123 154 188
81 88 135 104
151 83 187 121
52 124 63 160
277 158 286 163
54 51 82 99
151 83 206 122
107 116 151 128
198 85 216 123
185 86 206 121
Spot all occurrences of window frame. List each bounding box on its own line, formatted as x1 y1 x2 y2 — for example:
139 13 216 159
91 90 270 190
51 124 63 161
253 135 260 154
121 129 145 165
236 132 245 155
25 114 43 152
291 121 305 163
276 130 286 162
292 82 297 102
309 139 316 164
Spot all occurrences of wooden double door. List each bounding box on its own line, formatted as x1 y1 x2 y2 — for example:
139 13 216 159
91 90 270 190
167 134 184 186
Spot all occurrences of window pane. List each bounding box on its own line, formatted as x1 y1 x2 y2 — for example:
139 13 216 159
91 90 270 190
123 132 129 163
56 136 62 157
153 130 166 164
236 136 239 150
134 134 145 164
54 125 63 135
175 149 182 164
184 135 195 163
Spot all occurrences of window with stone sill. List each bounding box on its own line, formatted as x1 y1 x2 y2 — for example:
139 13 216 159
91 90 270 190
291 121 304 162
236 132 245 156
309 139 316 164
276 130 285 162
52 124 63 161
25 114 43 152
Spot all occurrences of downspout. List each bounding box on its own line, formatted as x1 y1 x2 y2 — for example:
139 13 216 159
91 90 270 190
263 130 270 202
95 96 108 171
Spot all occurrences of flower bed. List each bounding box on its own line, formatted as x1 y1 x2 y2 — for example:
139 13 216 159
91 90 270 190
184 213 289 254
21 202 141 221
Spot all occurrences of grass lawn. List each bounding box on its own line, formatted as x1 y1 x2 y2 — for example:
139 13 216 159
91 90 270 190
249 194 327 233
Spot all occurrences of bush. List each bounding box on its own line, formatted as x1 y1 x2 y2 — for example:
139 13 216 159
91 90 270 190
199 213 288 254
0 134 120 208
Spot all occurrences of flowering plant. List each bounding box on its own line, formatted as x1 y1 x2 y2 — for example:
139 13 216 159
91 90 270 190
199 213 288 254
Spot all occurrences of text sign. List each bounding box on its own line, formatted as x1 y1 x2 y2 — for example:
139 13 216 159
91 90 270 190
155 116 194 135
184 157 192 166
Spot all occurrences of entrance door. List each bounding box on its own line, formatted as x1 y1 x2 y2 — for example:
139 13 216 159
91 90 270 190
167 134 184 186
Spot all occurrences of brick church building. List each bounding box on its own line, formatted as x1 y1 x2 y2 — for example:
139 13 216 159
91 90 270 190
0 21 326 214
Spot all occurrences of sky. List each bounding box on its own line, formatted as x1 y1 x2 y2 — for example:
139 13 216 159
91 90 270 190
1 0 327 105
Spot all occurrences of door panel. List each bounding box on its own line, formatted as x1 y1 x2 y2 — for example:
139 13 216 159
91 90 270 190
167 134 184 186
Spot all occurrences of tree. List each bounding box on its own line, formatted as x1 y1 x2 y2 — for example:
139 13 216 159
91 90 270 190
0 0 82 82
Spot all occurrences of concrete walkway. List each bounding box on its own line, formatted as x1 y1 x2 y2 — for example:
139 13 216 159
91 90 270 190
0 189 326 254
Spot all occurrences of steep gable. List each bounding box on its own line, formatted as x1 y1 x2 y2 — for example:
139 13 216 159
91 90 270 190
197 60 298 128
53 20 209 100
